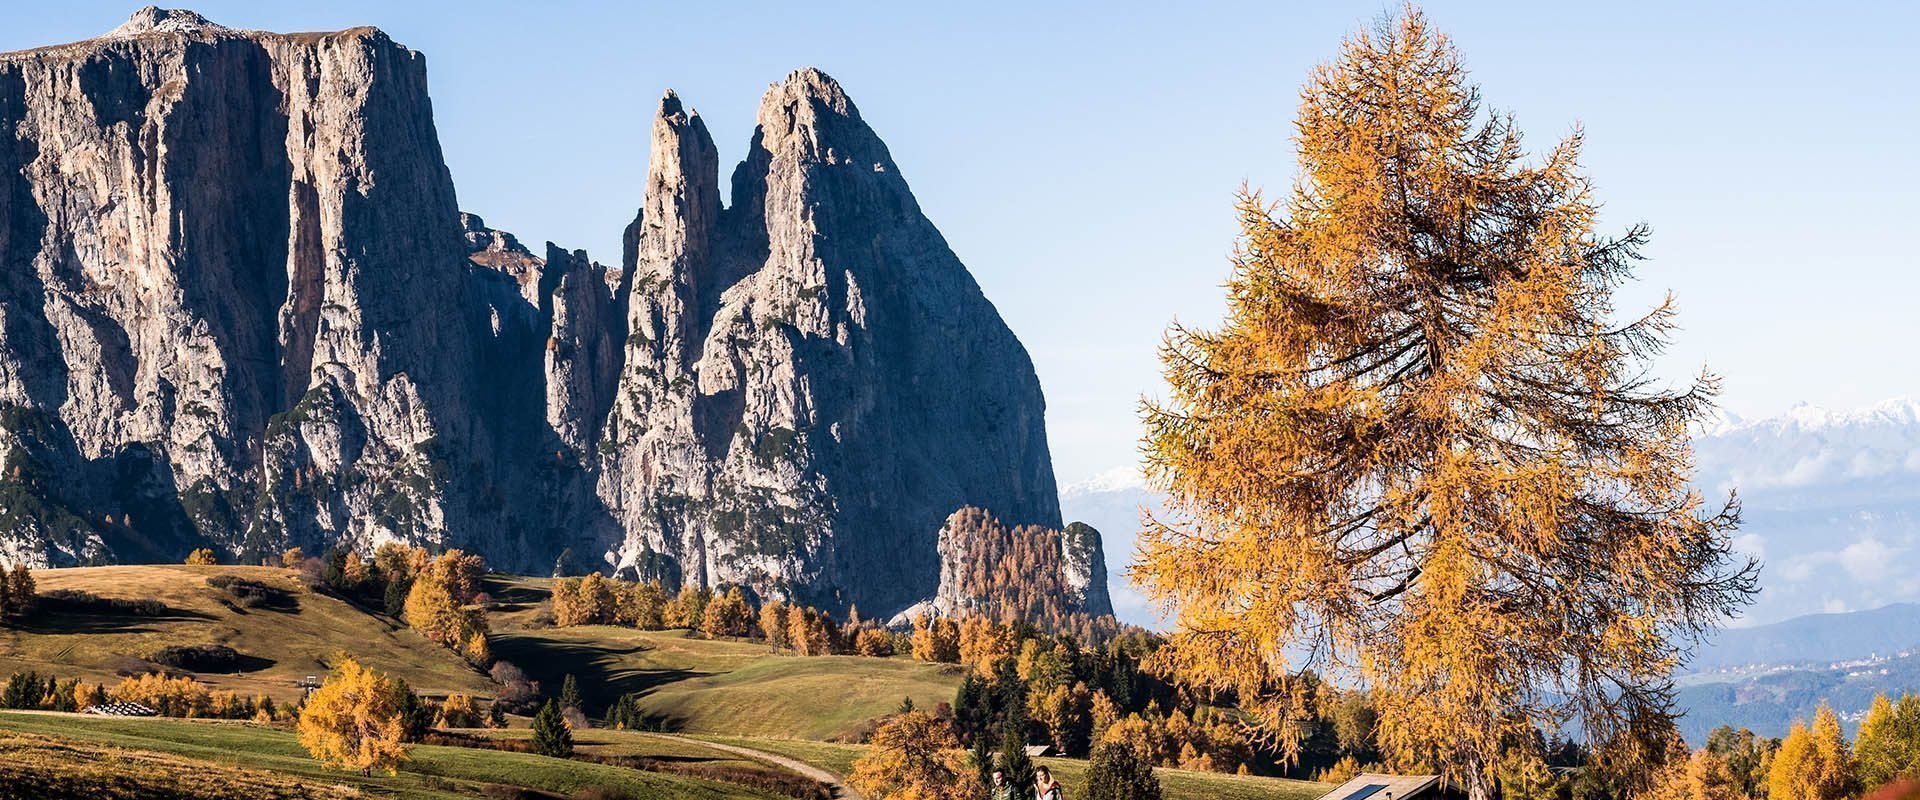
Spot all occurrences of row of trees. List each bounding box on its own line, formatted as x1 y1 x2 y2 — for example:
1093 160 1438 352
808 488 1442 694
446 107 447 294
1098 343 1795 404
0 564 34 619
2 669 281 721
296 657 578 775
547 572 913 658
1646 697 1920 800
849 708 1165 800
931 619 1260 776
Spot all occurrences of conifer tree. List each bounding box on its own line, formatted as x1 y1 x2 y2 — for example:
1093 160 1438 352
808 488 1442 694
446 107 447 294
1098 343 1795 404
848 710 978 800
1134 8 1757 797
532 699 573 758
973 733 996 792
1085 741 1163 800
1855 693 1920 790
559 674 583 714
1768 704 1855 800
296 658 410 776
998 714 1036 799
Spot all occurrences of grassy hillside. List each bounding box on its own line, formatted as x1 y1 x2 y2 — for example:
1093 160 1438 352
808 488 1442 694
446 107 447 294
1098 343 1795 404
0 710 786 799
701 735 1333 800
0 565 492 700
485 575 966 740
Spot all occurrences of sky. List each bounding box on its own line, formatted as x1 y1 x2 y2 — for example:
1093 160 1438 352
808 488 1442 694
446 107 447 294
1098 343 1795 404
7 2 1918 486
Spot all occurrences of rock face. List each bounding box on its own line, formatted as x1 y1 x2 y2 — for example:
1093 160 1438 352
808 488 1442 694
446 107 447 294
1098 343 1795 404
890 506 1112 628
0 9 1100 618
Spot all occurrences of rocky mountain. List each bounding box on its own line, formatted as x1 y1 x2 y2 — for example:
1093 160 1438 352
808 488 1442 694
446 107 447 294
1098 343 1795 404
890 506 1110 629
1064 398 1920 629
0 8 1104 620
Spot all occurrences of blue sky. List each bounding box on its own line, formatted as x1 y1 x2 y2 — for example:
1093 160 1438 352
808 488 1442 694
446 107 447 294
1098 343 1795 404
9 2 1918 485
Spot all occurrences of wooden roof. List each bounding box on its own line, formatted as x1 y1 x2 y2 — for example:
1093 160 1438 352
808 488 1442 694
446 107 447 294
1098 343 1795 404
1315 773 1444 800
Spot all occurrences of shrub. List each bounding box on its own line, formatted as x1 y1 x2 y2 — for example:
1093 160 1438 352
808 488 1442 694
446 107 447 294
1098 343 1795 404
35 589 166 616
1085 741 1164 800
148 644 246 673
185 548 218 565
205 575 296 610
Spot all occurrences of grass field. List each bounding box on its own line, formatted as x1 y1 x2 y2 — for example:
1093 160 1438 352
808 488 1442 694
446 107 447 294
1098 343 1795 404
0 710 785 799
0 565 493 700
701 735 1333 800
485 575 966 740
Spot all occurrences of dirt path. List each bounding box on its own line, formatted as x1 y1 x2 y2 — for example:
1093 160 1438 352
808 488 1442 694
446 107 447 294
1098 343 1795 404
652 734 862 800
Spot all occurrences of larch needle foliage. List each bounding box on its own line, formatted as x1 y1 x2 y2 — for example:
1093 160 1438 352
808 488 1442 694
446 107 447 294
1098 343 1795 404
847 710 981 800
1134 7 1756 798
297 657 410 776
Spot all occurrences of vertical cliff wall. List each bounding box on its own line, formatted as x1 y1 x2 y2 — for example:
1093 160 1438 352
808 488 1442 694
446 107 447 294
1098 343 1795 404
0 8 1104 618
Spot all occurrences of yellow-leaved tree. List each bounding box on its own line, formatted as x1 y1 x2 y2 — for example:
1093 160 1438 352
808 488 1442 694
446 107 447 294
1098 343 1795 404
1854 693 1920 791
1133 8 1757 798
847 710 981 800
297 657 410 776
1767 704 1856 800
404 565 488 662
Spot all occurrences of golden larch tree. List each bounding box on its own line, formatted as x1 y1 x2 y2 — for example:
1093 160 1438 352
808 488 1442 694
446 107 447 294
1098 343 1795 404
297 657 410 775
1134 8 1756 797
1767 704 1856 800
847 710 982 800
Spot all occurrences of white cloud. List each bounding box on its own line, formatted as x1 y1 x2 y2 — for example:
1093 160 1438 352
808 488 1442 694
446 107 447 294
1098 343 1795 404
1733 533 1767 562
1839 537 1903 582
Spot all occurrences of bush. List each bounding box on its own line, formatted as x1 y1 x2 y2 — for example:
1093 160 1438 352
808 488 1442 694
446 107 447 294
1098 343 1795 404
35 589 167 616
148 644 245 673
205 575 297 611
1085 741 1163 800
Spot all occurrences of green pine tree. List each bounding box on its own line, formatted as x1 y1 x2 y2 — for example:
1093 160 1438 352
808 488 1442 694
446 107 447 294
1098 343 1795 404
383 577 411 617
559 674 583 713
973 734 996 794
389 678 431 741
998 714 1036 799
1084 742 1163 800
532 699 574 758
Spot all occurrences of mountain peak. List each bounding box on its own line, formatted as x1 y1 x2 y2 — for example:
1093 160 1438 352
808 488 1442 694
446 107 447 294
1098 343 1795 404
107 7 228 38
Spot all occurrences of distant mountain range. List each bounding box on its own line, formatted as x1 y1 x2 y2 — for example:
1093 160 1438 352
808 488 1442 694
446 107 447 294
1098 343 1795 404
1676 601 1920 742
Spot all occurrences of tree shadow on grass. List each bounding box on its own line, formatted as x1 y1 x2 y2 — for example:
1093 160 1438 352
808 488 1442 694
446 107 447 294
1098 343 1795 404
15 607 216 635
489 633 708 720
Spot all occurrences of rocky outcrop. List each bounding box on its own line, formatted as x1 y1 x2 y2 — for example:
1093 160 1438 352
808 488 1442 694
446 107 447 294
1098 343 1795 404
594 75 1063 611
0 9 1082 619
891 507 1113 627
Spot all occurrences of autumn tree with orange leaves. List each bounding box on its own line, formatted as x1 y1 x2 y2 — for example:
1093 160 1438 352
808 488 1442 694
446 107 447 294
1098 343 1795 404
297 657 410 776
1134 8 1756 799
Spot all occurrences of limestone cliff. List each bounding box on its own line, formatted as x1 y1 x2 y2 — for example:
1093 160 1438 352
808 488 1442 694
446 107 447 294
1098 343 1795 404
0 9 1100 618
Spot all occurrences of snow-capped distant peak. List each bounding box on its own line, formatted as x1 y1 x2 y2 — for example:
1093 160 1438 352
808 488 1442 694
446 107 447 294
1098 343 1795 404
1712 397 1920 436
1063 464 1147 496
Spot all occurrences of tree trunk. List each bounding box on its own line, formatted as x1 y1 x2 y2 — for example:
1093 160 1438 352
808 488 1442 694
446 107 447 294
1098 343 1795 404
1464 759 1492 800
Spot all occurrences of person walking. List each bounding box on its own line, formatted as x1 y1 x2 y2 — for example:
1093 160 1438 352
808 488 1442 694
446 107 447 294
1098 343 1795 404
1034 765 1064 800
